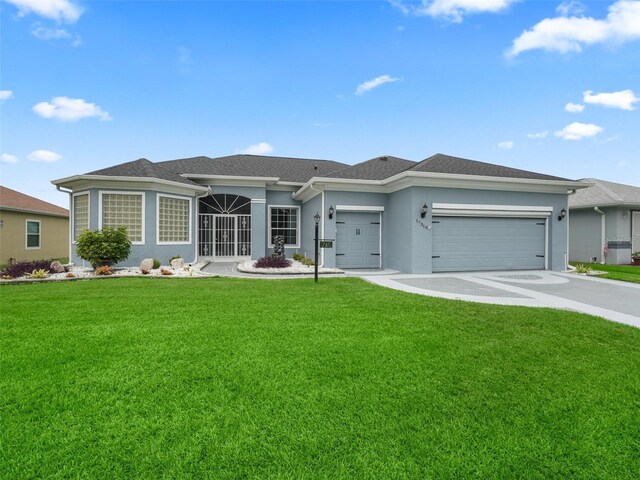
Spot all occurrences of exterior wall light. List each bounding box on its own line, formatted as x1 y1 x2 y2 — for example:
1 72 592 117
328 206 334 219
558 208 567 221
420 204 428 219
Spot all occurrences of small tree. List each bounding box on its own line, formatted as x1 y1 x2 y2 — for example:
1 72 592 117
76 227 132 268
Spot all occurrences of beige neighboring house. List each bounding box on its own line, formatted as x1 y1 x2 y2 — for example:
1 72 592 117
0 186 69 266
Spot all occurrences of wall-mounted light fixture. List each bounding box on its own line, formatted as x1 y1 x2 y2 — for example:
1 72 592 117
328 206 334 219
558 208 567 221
420 203 428 219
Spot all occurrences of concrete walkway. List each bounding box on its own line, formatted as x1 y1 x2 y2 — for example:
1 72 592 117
361 271 640 328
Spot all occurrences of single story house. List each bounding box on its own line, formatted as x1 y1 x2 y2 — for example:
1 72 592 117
569 178 640 264
0 185 70 266
52 153 586 273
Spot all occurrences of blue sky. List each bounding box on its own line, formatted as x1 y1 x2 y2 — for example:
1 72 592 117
1 0 639 207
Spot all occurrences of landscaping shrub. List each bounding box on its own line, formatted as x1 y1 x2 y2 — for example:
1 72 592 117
28 269 49 279
1 260 51 278
152 259 161 269
292 252 314 266
575 264 592 274
76 227 132 268
94 265 113 276
169 255 183 263
254 256 292 269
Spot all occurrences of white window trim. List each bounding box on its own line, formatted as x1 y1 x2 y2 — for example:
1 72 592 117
25 219 41 250
156 193 192 245
98 190 146 245
72 190 90 243
268 205 301 248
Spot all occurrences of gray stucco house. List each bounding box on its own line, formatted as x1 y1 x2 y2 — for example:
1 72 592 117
569 178 640 264
52 153 585 273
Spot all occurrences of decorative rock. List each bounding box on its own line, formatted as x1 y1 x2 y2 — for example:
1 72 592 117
140 258 154 270
50 261 65 273
170 258 184 269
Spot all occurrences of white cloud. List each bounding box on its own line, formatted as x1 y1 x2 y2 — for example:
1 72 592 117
391 0 517 23
313 122 333 127
565 102 585 112
527 131 548 139
33 97 112 122
507 0 640 58
1 153 18 164
556 0 586 17
555 122 603 140
27 150 63 163
4 0 82 23
0 90 13 101
583 89 639 110
497 140 514 150
241 142 273 155
29 23 81 46
355 75 400 95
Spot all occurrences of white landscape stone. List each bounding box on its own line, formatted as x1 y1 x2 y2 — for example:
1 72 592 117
237 260 343 275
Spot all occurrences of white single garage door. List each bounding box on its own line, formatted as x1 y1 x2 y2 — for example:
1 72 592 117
335 212 381 269
432 216 546 272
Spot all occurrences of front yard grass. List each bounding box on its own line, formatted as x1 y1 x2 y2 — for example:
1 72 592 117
573 262 640 284
1 277 639 478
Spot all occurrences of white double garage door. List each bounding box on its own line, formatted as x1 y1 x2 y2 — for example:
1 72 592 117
336 204 551 272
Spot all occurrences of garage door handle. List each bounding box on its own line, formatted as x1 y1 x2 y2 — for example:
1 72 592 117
536 255 545 258
370 253 380 256
336 253 345 256
432 255 440 258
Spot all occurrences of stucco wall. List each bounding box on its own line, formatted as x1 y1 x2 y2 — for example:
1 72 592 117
265 189 301 258
71 188 198 267
0 210 69 265
300 194 322 262
568 208 603 263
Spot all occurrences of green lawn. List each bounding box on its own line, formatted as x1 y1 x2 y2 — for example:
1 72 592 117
1 278 639 479
573 262 640 284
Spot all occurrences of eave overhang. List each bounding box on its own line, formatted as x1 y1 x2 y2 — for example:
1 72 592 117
292 171 590 202
51 175 209 195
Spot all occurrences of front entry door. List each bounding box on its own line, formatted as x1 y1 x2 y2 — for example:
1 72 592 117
198 213 251 259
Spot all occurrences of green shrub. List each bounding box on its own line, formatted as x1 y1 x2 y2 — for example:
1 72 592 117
29 269 49 279
153 258 161 269
292 253 303 261
300 257 315 266
169 255 183 263
574 264 592 274
76 227 132 268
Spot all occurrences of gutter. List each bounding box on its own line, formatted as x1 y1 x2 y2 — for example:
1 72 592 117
594 207 606 264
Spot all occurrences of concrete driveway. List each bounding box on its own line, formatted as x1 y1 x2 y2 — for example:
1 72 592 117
359 270 640 328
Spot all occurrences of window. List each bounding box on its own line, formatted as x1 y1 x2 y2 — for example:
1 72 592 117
157 194 191 244
73 193 89 241
269 206 299 247
26 220 40 249
100 192 144 243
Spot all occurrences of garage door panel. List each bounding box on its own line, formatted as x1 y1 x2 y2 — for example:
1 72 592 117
336 212 380 269
432 217 545 272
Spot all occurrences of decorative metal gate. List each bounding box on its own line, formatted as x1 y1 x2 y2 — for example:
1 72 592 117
198 194 252 259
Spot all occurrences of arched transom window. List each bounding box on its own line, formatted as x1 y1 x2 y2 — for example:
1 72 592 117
199 194 251 215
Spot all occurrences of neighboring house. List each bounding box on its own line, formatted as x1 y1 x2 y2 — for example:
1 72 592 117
0 186 70 266
568 178 640 265
52 153 586 273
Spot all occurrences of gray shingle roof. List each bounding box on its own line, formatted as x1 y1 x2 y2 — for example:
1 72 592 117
409 153 570 181
326 155 416 180
569 178 640 208
86 158 202 187
158 154 348 183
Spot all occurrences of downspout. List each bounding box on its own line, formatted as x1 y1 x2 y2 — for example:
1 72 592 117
594 206 606 264
56 185 73 264
193 187 212 264
308 183 325 266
